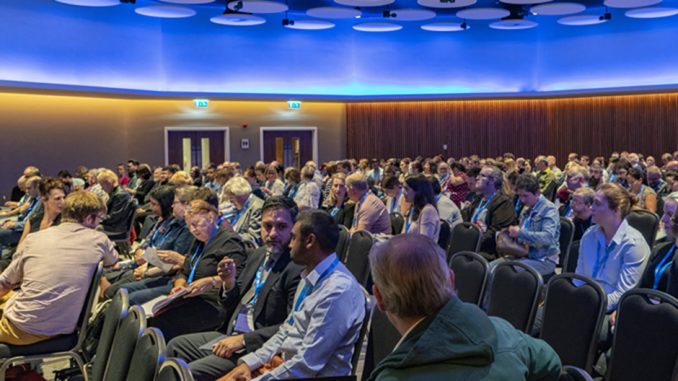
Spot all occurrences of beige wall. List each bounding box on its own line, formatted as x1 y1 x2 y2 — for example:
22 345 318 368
0 92 346 197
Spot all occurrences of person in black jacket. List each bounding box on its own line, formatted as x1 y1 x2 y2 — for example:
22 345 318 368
97 169 132 234
462 165 516 260
166 196 303 380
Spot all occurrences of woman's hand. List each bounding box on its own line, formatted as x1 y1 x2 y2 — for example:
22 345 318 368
157 250 185 265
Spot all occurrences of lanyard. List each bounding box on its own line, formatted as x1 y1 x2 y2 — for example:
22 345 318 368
330 207 340 217
231 195 253 227
149 219 172 248
249 255 272 306
389 190 402 214
187 227 219 284
438 174 449 185
435 194 441 204
24 198 38 216
593 239 616 278
288 184 298 199
522 197 542 229
563 203 573 219
352 192 368 227
472 192 496 224
514 199 522 214
288 257 340 324
653 244 676 290
404 208 414 233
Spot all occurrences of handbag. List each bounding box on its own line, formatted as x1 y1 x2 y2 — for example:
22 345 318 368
496 229 528 258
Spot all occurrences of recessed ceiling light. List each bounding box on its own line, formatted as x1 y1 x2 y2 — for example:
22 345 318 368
420 21 469 31
500 0 551 5
417 0 477 9
227 0 288 14
159 0 215 4
604 0 661 8
353 22 403 31
625 6 678 18
489 19 538 29
530 2 586 15
557 14 608 25
284 19 336 29
456 7 511 20
307 6 362 19
135 5 197 18
210 14 267 26
335 0 395 7
55 0 119 7
389 8 437 21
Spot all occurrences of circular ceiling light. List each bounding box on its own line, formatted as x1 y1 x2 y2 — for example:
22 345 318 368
227 0 288 14
625 6 678 18
335 0 394 7
530 2 585 15
285 19 336 29
489 18 538 29
55 0 119 6
557 14 608 25
388 8 437 20
456 7 510 19
307 6 362 19
420 21 469 31
159 0 215 4
353 22 403 31
210 14 266 25
417 0 476 8
604 0 661 8
135 5 197 18
500 0 551 5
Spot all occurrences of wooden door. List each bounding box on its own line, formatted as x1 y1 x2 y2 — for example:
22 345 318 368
262 130 313 168
167 130 225 170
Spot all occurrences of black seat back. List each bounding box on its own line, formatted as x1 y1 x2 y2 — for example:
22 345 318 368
351 294 372 374
558 217 574 268
157 358 195 381
625 209 659 248
563 240 581 274
607 289 678 381
126 327 167 381
540 274 606 373
91 289 129 381
344 230 374 288
447 222 482 262
449 251 489 306
437 220 452 250
390 212 404 235
336 225 350 263
486 261 543 333
104 306 146 381
361 308 402 381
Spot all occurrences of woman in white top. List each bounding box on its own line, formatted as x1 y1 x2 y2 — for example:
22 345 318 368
402 175 440 242
262 165 284 197
294 165 320 209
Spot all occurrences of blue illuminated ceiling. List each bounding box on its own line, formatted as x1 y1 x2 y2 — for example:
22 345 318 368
0 0 677 98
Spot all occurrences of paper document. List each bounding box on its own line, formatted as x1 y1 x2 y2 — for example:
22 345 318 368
140 288 189 317
141 247 175 273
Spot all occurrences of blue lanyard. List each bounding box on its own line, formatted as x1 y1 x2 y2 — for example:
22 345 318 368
288 185 298 199
288 258 340 324
404 208 414 233
514 199 522 214
249 255 272 305
352 192 368 227
593 239 616 278
435 194 441 203
653 244 676 290
187 227 219 284
330 207 341 217
231 195 252 227
389 191 401 214
149 219 172 248
24 198 38 216
522 198 542 229
563 203 572 219
472 193 496 224
438 174 449 185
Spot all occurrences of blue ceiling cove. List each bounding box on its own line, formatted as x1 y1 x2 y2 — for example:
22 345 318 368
0 0 677 98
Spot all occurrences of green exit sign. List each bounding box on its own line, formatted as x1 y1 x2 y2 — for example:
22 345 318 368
288 100 302 110
193 99 209 108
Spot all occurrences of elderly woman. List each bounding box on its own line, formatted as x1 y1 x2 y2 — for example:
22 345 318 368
639 192 678 296
147 199 247 340
104 186 195 300
19 178 66 244
221 176 264 246
402 175 440 242
501 174 561 277
294 165 320 210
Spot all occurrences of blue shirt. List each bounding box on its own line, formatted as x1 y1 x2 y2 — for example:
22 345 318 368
575 219 650 311
240 253 366 380
517 195 560 264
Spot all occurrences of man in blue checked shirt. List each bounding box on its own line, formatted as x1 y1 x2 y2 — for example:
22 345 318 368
220 209 366 381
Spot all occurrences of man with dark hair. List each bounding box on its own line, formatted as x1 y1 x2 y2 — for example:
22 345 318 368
366 234 560 381
220 209 365 381
167 197 304 381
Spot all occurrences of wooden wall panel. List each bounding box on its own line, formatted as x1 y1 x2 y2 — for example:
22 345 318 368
347 93 678 165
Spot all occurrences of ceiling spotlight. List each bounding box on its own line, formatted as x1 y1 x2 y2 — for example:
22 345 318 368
439 0 457 3
282 18 295 25
383 9 396 17
233 1 243 11
460 20 468 29
599 10 612 20
120 0 135 3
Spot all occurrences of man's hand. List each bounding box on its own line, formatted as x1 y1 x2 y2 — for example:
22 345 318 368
217 363 251 381
217 257 237 290
508 225 521 239
133 264 148 280
184 277 217 298
212 335 245 358
157 250 185 265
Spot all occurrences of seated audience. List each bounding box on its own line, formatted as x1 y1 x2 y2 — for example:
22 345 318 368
19 178 66 244
502 174 560 276
323 173 354 227
534 155 556 197
628 167 657 212
166 196 304 381
219 210 366 381
381 176 405 215
346 173 391 235
0 176 42 253
639 192 678 296
570 187 595 241
575 183 650 312
262 165 284 197
294 166 320 210
446 162 469 207
282 168 300 200
557 164 589 218
401 175 440 241
148 199 247 340
97 169 132 233
0 191 118 345
429 176 462 230
103 185 194 300
462 166 516 260
365 234 561 381
647 165 670 198
222 176 264 247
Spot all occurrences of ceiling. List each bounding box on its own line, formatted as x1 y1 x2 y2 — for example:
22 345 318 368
1 0 677 98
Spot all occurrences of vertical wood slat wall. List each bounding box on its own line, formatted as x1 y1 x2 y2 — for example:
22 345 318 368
346 93 678 164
